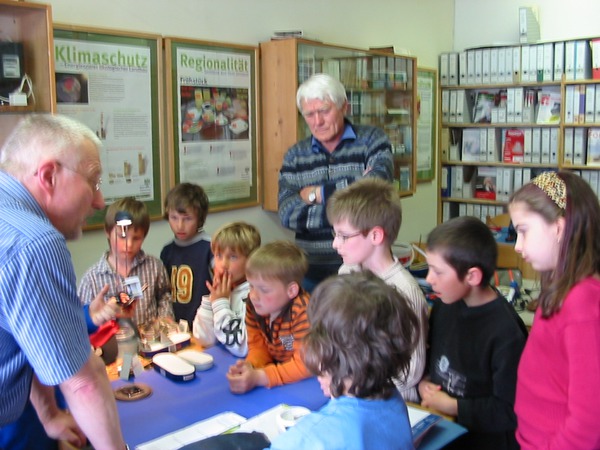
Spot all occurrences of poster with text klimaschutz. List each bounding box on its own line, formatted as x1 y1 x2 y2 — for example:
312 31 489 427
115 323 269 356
54 26 164 227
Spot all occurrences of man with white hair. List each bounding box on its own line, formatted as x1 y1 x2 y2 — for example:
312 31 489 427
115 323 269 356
278 73 394 292
0 114 127 449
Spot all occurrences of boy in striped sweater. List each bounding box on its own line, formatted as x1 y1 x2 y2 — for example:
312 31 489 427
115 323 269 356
226 241 311 393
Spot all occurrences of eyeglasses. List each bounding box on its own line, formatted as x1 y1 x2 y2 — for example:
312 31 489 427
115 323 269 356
60 163 102 192
331 230 364 243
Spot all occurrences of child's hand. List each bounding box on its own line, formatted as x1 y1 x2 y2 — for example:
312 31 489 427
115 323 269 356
117 294 137 319
89 285 120 326
419 380 458 417
418 379 439 400
228 359 250 376
206 271 232 303
104 292 138 320
226 360 266 394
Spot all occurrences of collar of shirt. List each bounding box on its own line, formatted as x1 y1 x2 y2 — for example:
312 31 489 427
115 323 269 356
172 229 210 247
0 170 48 223
310 120 356 154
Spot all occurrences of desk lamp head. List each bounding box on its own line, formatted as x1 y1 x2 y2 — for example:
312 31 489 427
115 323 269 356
115 210 133 238
113 210 137 307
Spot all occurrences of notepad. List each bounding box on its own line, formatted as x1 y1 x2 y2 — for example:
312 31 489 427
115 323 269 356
408 405 443 447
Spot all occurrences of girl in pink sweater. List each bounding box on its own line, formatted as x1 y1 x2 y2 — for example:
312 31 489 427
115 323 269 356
509 171 600 449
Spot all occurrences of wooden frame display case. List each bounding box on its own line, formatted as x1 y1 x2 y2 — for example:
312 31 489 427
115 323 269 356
164 37 259 212
0 0 55 146
260 38 417 211
53 25 164 227
416 67 437 182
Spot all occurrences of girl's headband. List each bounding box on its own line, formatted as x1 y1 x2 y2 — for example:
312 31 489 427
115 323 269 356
531 171 566 210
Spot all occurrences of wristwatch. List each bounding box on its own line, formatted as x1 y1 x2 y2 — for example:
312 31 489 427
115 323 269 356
308 188 317 204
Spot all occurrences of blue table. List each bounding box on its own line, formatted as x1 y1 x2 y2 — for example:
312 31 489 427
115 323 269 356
113 345 464 449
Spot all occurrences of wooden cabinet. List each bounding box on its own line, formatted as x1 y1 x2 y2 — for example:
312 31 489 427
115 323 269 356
563 79 600 171
260 38 417 211
438 40 600 224
0 0 55 146
438 80 562 223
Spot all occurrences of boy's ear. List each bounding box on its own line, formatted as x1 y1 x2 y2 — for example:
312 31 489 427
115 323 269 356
465 266 484 287
287 281 300 299
370 225 386 245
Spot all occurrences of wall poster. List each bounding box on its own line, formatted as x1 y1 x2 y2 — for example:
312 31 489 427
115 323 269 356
53 25 164 228
416 67 437 182
165 38 259 211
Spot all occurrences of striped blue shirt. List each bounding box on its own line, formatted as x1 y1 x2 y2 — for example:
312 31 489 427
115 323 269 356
0 171 90 425
278 121 393 264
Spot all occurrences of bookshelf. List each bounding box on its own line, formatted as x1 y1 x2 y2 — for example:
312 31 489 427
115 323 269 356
438 38 600 224
260 38 417 211
0 0 55 146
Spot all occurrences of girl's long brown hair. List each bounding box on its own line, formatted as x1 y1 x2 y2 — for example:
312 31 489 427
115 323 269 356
510 171 600 317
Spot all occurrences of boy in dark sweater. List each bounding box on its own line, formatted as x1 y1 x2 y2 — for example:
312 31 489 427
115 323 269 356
419 216 528 450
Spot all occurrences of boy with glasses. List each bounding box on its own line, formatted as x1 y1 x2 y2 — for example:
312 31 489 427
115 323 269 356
326 177 428 403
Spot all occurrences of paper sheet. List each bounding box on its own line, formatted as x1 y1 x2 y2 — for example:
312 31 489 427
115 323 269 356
135 411 246 450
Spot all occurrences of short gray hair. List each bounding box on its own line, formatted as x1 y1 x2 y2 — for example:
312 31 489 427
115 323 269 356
0 114 101 178
296 73 347 111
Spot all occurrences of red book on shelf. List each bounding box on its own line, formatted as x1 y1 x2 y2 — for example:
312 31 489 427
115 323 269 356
474 167 497 200
503 129 525 163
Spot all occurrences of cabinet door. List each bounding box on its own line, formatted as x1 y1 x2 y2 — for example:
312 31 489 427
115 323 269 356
0 0 55 146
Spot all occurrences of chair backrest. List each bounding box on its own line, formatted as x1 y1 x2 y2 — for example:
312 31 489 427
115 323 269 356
486 213 510 228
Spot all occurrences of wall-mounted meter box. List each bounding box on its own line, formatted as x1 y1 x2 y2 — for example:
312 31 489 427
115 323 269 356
0 42 24 96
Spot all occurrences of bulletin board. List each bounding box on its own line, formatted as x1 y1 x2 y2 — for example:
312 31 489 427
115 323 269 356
416 67 437 182
165 37 259 212
53 25 164 228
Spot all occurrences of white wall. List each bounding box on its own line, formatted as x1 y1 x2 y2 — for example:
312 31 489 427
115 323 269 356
454 0 600 51
31 0 453 280
43 0 598 279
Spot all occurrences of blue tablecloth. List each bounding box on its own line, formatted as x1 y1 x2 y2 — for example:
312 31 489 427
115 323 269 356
113 345 465 449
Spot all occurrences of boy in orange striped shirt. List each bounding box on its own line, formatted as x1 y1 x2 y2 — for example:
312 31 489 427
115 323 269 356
226 241 311 393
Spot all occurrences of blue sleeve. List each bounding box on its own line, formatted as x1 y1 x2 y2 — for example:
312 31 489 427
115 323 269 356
83 304 99 334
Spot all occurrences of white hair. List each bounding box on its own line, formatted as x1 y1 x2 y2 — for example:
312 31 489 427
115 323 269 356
0 114 101 179
296 73 347 110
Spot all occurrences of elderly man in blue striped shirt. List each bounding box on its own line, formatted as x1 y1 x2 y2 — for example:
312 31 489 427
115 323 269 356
0 114 127 449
